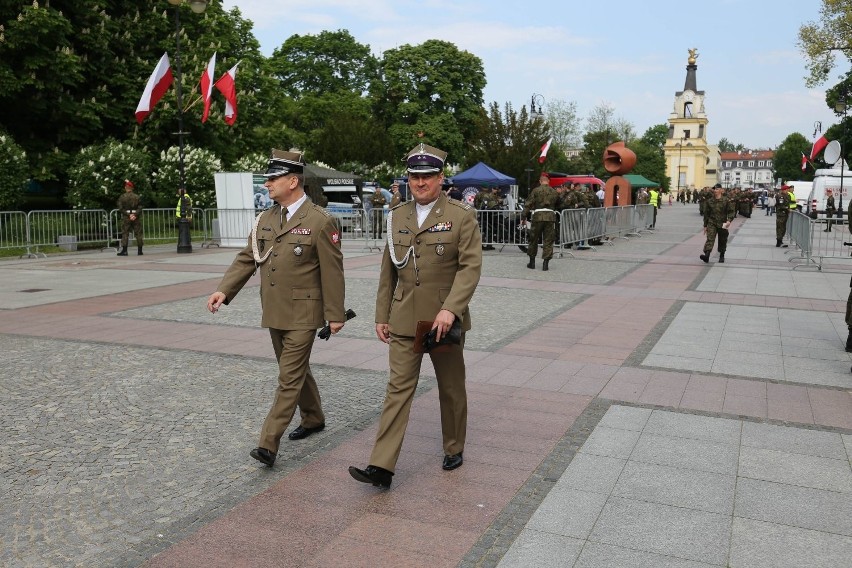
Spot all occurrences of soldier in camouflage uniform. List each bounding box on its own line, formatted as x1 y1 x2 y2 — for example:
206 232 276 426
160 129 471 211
775 185 794 247
523 174 559 270
116 180 143 256
700 183 735 263
474 185 499 250
697 186 713 216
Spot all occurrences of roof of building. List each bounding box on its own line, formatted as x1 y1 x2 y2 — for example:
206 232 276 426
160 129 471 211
720 150 774 160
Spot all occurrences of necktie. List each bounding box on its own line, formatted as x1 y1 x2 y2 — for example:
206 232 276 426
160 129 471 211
280 206 288 229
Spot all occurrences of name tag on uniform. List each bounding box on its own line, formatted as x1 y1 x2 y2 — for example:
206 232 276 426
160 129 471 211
427 222 452 232
398 229 410 234
262 226 272 231
290 228 311 235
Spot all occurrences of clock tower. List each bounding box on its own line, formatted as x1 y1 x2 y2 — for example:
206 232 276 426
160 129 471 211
664 49 719 194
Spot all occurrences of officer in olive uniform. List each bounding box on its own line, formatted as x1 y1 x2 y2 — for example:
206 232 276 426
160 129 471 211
207 149 346 467
775 185 794 247
523 173 559 270
349 143 482 489
370 187 387 238
824 189 836 232
700 183 735 263
116 179 143 256
389 182 402 208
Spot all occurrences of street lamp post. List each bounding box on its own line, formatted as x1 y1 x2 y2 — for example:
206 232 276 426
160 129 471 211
167 0 208 254
836 95 848 222
676 137 684 197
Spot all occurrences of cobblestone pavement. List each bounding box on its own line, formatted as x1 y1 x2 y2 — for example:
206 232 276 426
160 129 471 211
1 203 850 567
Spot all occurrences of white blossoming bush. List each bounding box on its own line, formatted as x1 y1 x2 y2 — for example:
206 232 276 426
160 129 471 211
231 153 266 173
0 133 28 211
152 145 222 209
67 140 151 210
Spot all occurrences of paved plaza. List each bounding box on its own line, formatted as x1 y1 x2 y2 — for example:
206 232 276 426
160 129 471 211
1 202 851 567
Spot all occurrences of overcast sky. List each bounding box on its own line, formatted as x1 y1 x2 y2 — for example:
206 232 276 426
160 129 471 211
221 0 843 149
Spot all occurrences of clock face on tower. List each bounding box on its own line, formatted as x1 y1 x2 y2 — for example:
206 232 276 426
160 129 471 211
683 90 695 102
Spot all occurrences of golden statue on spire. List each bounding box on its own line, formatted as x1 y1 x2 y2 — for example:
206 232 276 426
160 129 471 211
688 48 699 65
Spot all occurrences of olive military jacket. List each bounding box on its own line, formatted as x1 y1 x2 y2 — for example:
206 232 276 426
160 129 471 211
703 196 735 228
523 183 559 222
216 200 345 330
375 192 482 337
117 191 142 219
776 192 793 217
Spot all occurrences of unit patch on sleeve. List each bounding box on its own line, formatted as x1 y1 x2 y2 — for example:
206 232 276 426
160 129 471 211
331 231 340 245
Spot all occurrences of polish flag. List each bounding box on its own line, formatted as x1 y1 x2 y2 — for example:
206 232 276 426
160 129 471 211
810 135 828 160
199 52 216 123
214 62 239 125
801 153 808 171
538 137 553 164
135 53 173 124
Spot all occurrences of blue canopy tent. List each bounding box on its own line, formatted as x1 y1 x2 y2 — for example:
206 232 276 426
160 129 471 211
451 162 516 187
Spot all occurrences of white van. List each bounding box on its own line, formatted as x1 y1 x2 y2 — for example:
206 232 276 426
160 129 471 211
804 168 850 218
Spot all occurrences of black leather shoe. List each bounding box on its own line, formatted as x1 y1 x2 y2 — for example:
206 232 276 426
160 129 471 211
288 423 325 440
250 447 276 467
442 452 463 471
348 465 393 488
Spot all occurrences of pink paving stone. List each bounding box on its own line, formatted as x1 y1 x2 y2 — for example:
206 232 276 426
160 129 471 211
638 385 686 407
808 388 852 429
766 382 811 405
767 402 815 425
722 394 768 418
522 372 571 391
686 374 728 393
599 379 646 402
559 375 610 396
726 378 768 398
679 389 725 413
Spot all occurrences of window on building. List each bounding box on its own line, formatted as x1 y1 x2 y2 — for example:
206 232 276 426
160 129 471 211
725 161 731 167
684 130 691 139
724 173 730 182
737 161 743 167
748 161 755 167
698 125 704 138
758 161 764 167
767 161 772 167
684 102 693 117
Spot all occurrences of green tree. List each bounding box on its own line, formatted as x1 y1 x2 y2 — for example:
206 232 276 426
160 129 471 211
373 39 486 163
466 102 549 196
774 132 813 183
151 145 220 209
629 125 669 192
0 130 27 210
545 98 582 150
797 0 852 88
717 138 745 152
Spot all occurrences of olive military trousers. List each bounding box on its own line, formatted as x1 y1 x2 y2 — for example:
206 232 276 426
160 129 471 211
703 225 728 254
776 213 789 241
259 328 324 453
528 220 556 260
369 333 467 473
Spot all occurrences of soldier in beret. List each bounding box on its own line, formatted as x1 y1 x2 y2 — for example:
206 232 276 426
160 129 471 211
116 179 143 256
207 149 346 467
349 143 482 489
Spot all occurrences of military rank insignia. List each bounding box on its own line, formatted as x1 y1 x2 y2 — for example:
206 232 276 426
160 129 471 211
331 231 340 244
290 228 311 235
427 221 452 232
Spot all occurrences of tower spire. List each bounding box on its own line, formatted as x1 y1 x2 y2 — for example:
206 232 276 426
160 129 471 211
684 48 698 91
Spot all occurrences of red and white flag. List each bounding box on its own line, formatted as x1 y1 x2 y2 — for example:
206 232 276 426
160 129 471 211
135 52 173 124
199 52 216 123
214 62 239 125
810 135 828 160
801 153 808 171
538 137 553 164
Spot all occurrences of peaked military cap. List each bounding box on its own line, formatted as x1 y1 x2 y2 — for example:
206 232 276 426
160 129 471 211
405 143 447 174
263 149 305 179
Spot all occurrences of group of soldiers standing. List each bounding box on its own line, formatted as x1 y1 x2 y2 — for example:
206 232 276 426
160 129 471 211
520 173 603 270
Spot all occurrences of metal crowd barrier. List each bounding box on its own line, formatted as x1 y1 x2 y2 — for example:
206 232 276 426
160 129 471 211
200 208 257 248
476 208 530 251
0 211 29 254
582 207 611 248
633 204 655 233
788 211 852 270
26 209 110 257
108 207 205 250
603 206 633 240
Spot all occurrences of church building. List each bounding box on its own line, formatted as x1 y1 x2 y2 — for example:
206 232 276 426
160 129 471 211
664 50 721 193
